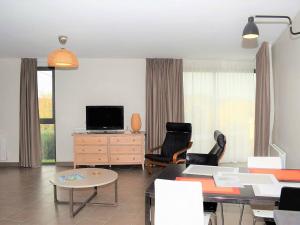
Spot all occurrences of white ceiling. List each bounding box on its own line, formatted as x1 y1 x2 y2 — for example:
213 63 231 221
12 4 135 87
0 0 300 60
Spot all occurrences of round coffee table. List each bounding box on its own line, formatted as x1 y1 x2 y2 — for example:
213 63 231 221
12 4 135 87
50 168 118 217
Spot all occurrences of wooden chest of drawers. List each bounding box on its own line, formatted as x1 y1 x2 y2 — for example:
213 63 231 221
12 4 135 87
73 132 145 169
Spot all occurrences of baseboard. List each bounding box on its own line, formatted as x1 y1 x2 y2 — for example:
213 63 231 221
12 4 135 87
55 161 74 167
0 161 75 167
0 162 19 167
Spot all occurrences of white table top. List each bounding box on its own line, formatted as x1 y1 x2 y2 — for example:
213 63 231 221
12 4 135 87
274 210 300 225
50 168 118 189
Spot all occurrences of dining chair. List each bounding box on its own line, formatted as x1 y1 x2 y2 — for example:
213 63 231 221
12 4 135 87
155 179 211 225
247 157 283 169
263 187 300 225
247 157 283 225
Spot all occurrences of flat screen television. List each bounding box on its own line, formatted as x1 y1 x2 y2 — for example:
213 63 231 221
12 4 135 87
86 106 124 130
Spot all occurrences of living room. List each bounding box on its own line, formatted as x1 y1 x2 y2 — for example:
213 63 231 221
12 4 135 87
1 1 300 225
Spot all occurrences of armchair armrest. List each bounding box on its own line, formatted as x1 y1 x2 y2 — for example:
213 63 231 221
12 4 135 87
147 145 163 153
172 142 193 163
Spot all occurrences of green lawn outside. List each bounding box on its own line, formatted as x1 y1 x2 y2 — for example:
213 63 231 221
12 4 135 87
40 124 56 164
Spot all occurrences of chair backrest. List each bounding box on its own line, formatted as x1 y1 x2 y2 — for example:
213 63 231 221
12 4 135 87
155 179 204 225
279 187 300 211
247 157 282 169
161 122 192 159
208 130 226 160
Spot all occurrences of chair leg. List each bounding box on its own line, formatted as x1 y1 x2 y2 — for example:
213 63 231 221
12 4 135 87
238 204 245 225
213 212 218 225
147 166 152 175
220 203 224 225
253 216 256 225
145 161 153 175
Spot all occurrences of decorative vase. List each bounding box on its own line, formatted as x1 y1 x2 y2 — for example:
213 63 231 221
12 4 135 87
131 113 141 133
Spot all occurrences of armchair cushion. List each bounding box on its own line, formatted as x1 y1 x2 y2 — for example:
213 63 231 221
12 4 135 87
186 153 218 166
145 154 172 163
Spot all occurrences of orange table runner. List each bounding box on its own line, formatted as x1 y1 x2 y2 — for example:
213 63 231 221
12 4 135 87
176 177 240 195
249 168 300 182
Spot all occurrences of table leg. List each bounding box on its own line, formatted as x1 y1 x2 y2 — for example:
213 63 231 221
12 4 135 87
115 180 118 204
220 203 224 225
69 188 74 217
53 185 58 203
238 204 245 225
53 183 115 217
69 187 97 217
145 195 152 225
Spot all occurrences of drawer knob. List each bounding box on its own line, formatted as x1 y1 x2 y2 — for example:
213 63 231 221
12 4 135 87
116 157 119 160
98 158 101 160
133 157 135 160
98 149 102 151
132 139 135 142
82 149 85 152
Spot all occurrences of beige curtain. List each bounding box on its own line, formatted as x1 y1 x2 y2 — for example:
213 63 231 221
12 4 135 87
254 42 270 156
19 58 42 168
146 58 184 152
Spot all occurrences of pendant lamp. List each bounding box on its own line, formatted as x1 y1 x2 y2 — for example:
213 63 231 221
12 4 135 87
48 36 79 68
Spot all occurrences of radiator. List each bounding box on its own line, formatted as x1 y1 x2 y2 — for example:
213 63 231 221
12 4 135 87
0 134 7 161
269 144 286 168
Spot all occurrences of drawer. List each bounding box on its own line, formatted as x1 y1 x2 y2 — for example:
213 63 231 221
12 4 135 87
76 154 108 163
74 136 107 145
110 154 142 163
110 145 141 154
75 146 107 154
110 136 143 145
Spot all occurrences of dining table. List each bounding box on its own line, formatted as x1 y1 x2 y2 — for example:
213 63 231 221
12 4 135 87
145 164 300 225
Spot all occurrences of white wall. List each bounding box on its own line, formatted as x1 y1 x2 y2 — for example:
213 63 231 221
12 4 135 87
0 58 20 162
55 59 146 162
0 58 146 163
272 11 300 168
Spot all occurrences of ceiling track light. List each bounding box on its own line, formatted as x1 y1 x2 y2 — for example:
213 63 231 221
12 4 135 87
242 15 300 39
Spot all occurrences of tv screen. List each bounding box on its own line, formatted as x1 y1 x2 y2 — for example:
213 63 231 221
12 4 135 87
86 106 124 130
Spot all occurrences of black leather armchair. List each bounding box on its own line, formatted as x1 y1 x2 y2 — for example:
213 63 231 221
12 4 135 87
186 130 226 225
186 130 226 166
145 122 192 174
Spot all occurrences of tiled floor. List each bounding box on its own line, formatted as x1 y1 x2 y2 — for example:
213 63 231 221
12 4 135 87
0 165 266 225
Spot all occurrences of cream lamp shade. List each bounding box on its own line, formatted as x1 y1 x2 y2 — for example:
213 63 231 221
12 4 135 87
48 36 79 68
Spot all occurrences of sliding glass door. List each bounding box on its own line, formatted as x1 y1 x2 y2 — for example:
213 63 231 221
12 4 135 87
184 70 256 163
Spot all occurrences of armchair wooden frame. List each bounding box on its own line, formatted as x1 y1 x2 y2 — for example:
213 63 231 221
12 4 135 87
145 142 193 174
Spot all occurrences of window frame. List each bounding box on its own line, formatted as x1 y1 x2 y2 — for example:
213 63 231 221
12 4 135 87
37 67 56 124
37 66 56 163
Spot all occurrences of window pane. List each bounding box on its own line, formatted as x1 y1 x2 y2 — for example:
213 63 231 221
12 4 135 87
41 124 55 163
38 71 53 119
